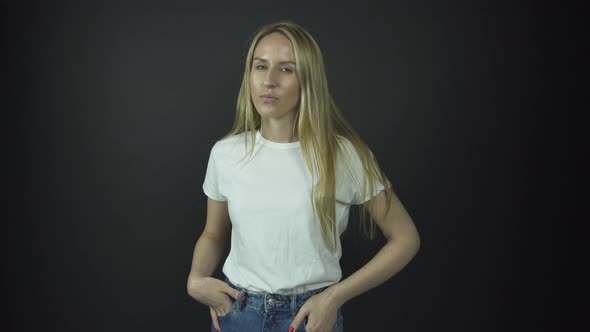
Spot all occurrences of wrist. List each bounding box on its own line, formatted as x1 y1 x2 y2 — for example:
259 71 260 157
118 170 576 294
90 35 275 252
325 282 348 307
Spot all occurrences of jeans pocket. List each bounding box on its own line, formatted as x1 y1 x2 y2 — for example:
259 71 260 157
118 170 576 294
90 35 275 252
301 308 343 332
217 289 245 321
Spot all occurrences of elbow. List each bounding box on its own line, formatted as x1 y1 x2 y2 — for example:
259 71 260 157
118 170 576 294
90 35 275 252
409 226 421 259
186 276 194 298
186 274 200 299
412 232 421 258
387 227 420 260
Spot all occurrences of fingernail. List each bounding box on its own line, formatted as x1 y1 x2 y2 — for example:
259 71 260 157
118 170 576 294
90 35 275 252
288 327 294 332
241 294 246 301
216 329 220 332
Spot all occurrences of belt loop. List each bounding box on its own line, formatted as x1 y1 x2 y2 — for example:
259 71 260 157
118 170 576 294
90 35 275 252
291 293 297 317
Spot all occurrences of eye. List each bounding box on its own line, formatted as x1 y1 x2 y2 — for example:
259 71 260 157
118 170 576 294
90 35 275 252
281 67 293 73
255 65 266 70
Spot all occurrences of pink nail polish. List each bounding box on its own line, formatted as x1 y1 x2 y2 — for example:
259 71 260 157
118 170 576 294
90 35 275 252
288 327 294 332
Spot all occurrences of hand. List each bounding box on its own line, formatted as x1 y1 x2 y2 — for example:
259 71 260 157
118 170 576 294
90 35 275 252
188 276 240 331
289 288 342 332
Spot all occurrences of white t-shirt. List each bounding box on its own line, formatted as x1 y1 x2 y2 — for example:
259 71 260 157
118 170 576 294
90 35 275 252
202 129 387 295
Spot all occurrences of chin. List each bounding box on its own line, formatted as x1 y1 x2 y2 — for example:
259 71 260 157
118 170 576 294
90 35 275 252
255 106 285 117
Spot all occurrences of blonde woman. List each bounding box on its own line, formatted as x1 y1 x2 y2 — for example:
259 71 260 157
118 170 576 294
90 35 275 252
187 21 420 332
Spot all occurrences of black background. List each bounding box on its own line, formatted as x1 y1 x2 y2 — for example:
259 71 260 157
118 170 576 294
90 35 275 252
4 0 578 331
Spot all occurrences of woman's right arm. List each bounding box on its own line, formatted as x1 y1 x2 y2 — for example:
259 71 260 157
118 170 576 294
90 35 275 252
187 198 231 280
186 198 236 303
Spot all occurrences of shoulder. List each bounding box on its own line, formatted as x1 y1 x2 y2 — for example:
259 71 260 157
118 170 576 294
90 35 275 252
209 131 255 159
334 135 364 178
335 135 360 160
335 134 351 151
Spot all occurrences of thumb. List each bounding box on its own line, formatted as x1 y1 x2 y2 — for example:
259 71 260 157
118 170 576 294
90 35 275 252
289 308 308 332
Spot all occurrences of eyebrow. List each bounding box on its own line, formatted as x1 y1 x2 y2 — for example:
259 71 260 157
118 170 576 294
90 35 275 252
253 57 296 65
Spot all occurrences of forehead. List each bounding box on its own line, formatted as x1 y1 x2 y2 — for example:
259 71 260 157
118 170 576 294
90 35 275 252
253 32 295 60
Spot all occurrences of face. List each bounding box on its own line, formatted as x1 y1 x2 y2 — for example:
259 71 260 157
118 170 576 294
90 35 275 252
250 32 300 119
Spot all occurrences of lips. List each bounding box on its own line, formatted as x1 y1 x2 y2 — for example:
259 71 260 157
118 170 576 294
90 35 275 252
260 93 278 102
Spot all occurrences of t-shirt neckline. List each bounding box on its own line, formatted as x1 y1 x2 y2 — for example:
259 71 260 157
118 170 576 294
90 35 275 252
256 129 301 150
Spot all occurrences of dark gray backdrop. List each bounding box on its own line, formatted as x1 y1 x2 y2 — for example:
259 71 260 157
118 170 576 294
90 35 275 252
6 0 570 331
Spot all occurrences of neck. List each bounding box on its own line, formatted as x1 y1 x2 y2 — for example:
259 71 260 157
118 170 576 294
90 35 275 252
259 117 299 143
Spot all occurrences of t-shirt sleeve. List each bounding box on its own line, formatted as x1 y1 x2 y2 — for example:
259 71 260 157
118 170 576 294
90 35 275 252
202 143 228 202
340 139 391 205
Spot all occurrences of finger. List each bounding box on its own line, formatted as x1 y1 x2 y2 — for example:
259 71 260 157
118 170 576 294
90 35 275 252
222 282 241 301
289 308 309 332
210 306 221 332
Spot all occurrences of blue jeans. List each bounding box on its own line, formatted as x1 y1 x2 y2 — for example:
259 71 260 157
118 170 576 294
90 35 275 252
211 277 344 332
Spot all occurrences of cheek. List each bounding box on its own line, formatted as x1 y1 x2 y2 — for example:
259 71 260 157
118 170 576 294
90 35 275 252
249 75 256 90
250 71 262 88
292 89 300 103
289 82 300 100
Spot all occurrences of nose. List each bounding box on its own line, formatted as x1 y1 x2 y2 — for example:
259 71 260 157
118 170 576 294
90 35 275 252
263 70 278 88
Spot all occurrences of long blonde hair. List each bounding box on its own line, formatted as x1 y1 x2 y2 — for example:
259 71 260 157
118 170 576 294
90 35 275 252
222 21 392 253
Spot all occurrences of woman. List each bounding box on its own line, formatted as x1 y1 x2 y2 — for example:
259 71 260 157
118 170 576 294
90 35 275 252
187 21 420 332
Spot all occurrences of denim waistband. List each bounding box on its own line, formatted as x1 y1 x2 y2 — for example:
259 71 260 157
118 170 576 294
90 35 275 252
224 277 331 315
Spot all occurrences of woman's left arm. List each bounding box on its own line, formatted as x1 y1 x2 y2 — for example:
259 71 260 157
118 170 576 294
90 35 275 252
326 189 421 306
289 189 420 332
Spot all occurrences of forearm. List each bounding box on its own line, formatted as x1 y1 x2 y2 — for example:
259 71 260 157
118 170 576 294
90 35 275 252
187 233 227 284
328 235 420 306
